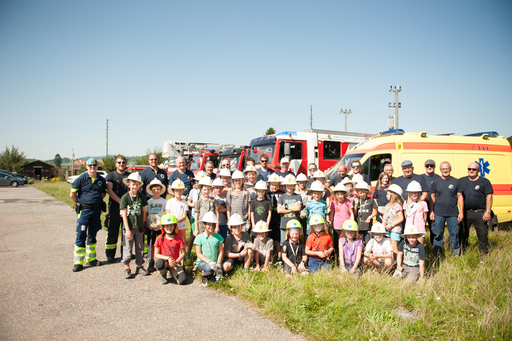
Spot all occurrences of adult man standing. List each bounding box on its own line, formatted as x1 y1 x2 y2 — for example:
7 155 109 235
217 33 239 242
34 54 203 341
204 160 216 180
168 156 195 198
104 155 131 263
392 160 428 201
70 158 107 272
274 157 294 178
307 163 317 188
384 163 394 181
458 162 493 254
430 162 464 256
328 164 348 187
422 159 441 245
348 160 371 185
257 154 274 182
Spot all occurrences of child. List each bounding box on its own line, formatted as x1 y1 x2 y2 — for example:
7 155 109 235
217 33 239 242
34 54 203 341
311 170 331 205
250 180 272 228
244 165 258 196
341 178 357 206
165 179 189 245
301 180 328 236
227 170 251 232
194 176 219 236
305 215 334 273
403 181 428 245
282 219 308 278
185 172 203 259
154 213 186 285
212 177 228 240
339 220 363 277
295 173 310 236
355 181 378 244
253 221 274 272
277 174 303 245
382 184 404 259
329 183 354 258
120 172 148 279
393 225 426 283
267 173 284 260
222 214 254 272
194 211 224 286
218 167 232 197
145 178 167 272
363 222 394 269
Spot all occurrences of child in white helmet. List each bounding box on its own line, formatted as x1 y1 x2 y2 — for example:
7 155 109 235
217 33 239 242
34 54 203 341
301 180 328 236
212 177 228 240
393 225 425 283
250 180 272 229
403 181 428 245
383 184 405 260
282 219 308 278
252 221 274 272
341 178 357 207
363 223 394 269
222 214 254 273
166 179 189 244
305 215 334 273
354 181 377 244
267 173 284 261
277 174 303 244
329 183 354 259
154 213 186 285
145 178 167 273
194 211 224 286
194 176 219 236
295 173 309 236
227 170 251 232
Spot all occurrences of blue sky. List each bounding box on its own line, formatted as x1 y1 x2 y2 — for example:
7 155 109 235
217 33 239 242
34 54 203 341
1 0 511 159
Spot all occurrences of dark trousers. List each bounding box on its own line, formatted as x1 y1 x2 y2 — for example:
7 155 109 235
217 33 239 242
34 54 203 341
461 210 489 254
105 202 123 259
333 229 343 262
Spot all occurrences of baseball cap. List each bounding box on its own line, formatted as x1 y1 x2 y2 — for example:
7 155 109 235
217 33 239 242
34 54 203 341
280 157 290 163
424 159 435 166
86 158 98 165
401 160 413 167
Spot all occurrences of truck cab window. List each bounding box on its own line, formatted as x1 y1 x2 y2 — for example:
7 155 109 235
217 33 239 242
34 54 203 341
323 141 340 160
279 143 303 160
369 154 392 181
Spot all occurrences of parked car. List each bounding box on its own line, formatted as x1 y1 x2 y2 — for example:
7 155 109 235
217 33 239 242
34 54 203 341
67 171 108 184
0 170 28 184
0 173 24 187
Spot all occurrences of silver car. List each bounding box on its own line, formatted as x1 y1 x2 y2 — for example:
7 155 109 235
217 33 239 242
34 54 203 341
67 171 107 184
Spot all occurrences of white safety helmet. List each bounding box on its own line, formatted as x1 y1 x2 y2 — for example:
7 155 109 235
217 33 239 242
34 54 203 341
227 213 245 226
283 174 297 185
369 222 386 235
254 180 268 190
243 165 257 174
401 225 422 237
352 174 364 184
355 181 370 192
406 180 422 193
212 178 224 187
252 221 271 233
341 177 354 186
231 170 245 180
312 170 325 178
122 172 142 186
296 173 308 182
171 179 185 190
333 183 348 193
201 211 218 224
218 168 232 177
267 173 281 183
386 184 404 200
195 171 207 181
310 180 324 192
198 176 212 187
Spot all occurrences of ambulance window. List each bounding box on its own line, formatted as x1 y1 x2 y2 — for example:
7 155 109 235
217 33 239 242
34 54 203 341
279 143 303 160
369 154 392 181
323 141 340 160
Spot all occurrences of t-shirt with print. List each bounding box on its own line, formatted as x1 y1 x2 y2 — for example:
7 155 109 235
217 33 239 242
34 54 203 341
306 232 333 259
194 233 224 265
430 177 461 217
365 238 393 260
251 198 273 224
356 197 378 231
254 237 274 253
403 200 428 234
278 193 302 230
154 234 185 260
166 198 189 231
305 200 327 229
383 202 403 234
458 176 493 210
330 199 354 230
227 190 251 223
339 237 363 265
282 240 306 267
120 192 148 230
147 197 167 231
398 239 426 267
195 196 218 232
72 172 107 206
224 232 251 253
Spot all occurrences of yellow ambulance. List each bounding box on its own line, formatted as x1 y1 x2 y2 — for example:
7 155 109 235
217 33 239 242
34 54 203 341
334 129 512 223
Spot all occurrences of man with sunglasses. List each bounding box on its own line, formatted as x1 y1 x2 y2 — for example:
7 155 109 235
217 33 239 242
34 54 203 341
104 155 131 262
348 160 371 186
458 162 493 254
257 154 273 182
422 159 441 246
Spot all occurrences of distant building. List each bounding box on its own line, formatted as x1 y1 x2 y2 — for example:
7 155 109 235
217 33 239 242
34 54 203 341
21 160 54 180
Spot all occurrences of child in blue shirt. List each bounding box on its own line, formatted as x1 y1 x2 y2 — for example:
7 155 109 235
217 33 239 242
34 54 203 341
301 180 328 235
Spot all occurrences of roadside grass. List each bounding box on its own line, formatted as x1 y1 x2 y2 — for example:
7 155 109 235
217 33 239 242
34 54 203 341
32 181 76 208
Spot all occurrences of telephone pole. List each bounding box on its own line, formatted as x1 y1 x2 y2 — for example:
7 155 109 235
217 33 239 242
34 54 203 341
339 108 352 132
106 119 109 158
310 105 313 130
388 86 401 129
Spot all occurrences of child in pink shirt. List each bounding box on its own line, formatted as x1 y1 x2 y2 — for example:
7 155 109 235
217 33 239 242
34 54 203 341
403 181 428 245
329 183 354 259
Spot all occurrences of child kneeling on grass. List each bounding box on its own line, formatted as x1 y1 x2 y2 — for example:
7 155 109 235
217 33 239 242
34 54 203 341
222 214 254 273
253 221 274 272
393 225 426 283
282 219 308 278
194 211 224 287
363 222 394 269
339 219 363 277
154 213 186 285
306 215 334 273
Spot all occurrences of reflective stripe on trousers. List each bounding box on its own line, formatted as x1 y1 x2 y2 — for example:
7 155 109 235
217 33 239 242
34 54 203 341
86 243 97 263
74 245 86 265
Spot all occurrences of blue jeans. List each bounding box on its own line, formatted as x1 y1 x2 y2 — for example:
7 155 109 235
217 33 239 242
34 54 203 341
197 261 216 282
341 263 361 277
308 257 331 273
432 215 460 255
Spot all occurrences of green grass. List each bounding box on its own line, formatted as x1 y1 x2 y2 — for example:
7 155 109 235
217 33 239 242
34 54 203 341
32 181 76 208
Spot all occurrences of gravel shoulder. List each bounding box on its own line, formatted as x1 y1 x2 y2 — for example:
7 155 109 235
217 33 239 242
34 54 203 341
0 186 305 341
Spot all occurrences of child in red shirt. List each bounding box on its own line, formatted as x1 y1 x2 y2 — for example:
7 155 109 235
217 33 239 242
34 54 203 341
154 213 186 285
305 215 334 273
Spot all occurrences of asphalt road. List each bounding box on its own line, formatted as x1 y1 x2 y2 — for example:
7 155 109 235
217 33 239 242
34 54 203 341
0 186 304 341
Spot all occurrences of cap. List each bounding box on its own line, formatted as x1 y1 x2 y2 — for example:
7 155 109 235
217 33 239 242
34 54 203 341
424 159 435 166
401 160 413 167
280 157 290 163
86 158 98 165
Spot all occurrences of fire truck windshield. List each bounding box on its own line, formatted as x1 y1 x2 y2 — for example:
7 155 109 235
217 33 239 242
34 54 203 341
250 144 275 164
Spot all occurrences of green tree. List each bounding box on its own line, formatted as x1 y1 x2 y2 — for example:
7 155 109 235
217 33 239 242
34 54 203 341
265 127 276 136
0 146 27 174
79 164 87 174
102 155 122 173
54 154 62 168
133 147 163 165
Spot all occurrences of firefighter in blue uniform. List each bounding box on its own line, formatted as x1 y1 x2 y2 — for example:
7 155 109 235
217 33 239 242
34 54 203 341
70 158 107 272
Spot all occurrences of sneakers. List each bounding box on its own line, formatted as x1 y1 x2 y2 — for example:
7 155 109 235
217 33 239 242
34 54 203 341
124 270 134 279
87 259 101 267
72 264 83 272
160 274 168 285
136 267 149 276
186 252 191 260
201 275 209 287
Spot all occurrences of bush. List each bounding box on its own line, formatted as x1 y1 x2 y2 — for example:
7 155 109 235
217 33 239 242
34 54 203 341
41 178 49 182
28 180 34 184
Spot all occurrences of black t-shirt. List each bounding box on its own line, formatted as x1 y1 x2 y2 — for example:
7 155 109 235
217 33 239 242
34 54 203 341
328 174 348 187
373 186 389 206
250 198 273 224
398 239 426 267
421 173 441 203
268 190 284 228
282 239 306 266
356 197 378 231
275 170 294 178
105 171 131 204
224 232 251 253
392 174 427 201
430 177 461 217
458 176 493 210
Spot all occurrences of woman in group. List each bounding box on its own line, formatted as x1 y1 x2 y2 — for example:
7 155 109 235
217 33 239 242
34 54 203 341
373 172 390 223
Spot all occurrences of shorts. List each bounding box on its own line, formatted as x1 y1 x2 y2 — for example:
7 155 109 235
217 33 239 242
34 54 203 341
341 263 361 277
280 229 287 245
284 262 307 275
387 231 401 242
223 256 245 266
396 264 420 282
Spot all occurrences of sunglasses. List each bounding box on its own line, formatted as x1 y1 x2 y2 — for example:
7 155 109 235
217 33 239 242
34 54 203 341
149 159 158 161
352 165 360 169
117 161 126 164
88 164 98 167
425 165 434 168
468 168 478 171
309 168 316 171
261 160 268 163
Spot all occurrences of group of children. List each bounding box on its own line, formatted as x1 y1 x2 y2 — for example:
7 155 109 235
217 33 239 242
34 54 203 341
118 164 427 286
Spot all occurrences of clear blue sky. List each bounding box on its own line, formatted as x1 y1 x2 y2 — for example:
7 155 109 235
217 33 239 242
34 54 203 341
1 0 511 160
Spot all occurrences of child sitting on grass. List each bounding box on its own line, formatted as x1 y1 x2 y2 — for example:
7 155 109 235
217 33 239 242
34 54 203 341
194 211 224 287
339 220 363 277
305 215 334 273
282 219 308 278
253 221 274 272
154 213 186 285
222 214 254 273
393 225 426 283
363 222 394 269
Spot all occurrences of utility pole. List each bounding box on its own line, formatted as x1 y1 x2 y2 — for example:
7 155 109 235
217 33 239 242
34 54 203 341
388 86 401 129
310 105 313 130
106 119 109 158
339 108 352 132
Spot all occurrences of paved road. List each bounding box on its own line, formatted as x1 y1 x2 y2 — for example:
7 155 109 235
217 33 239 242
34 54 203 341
0 186 304 341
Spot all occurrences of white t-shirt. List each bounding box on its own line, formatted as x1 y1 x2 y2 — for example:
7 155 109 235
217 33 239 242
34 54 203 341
365 238 393 261
147 198 167 231
165 198 189 230
188 188 200 217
